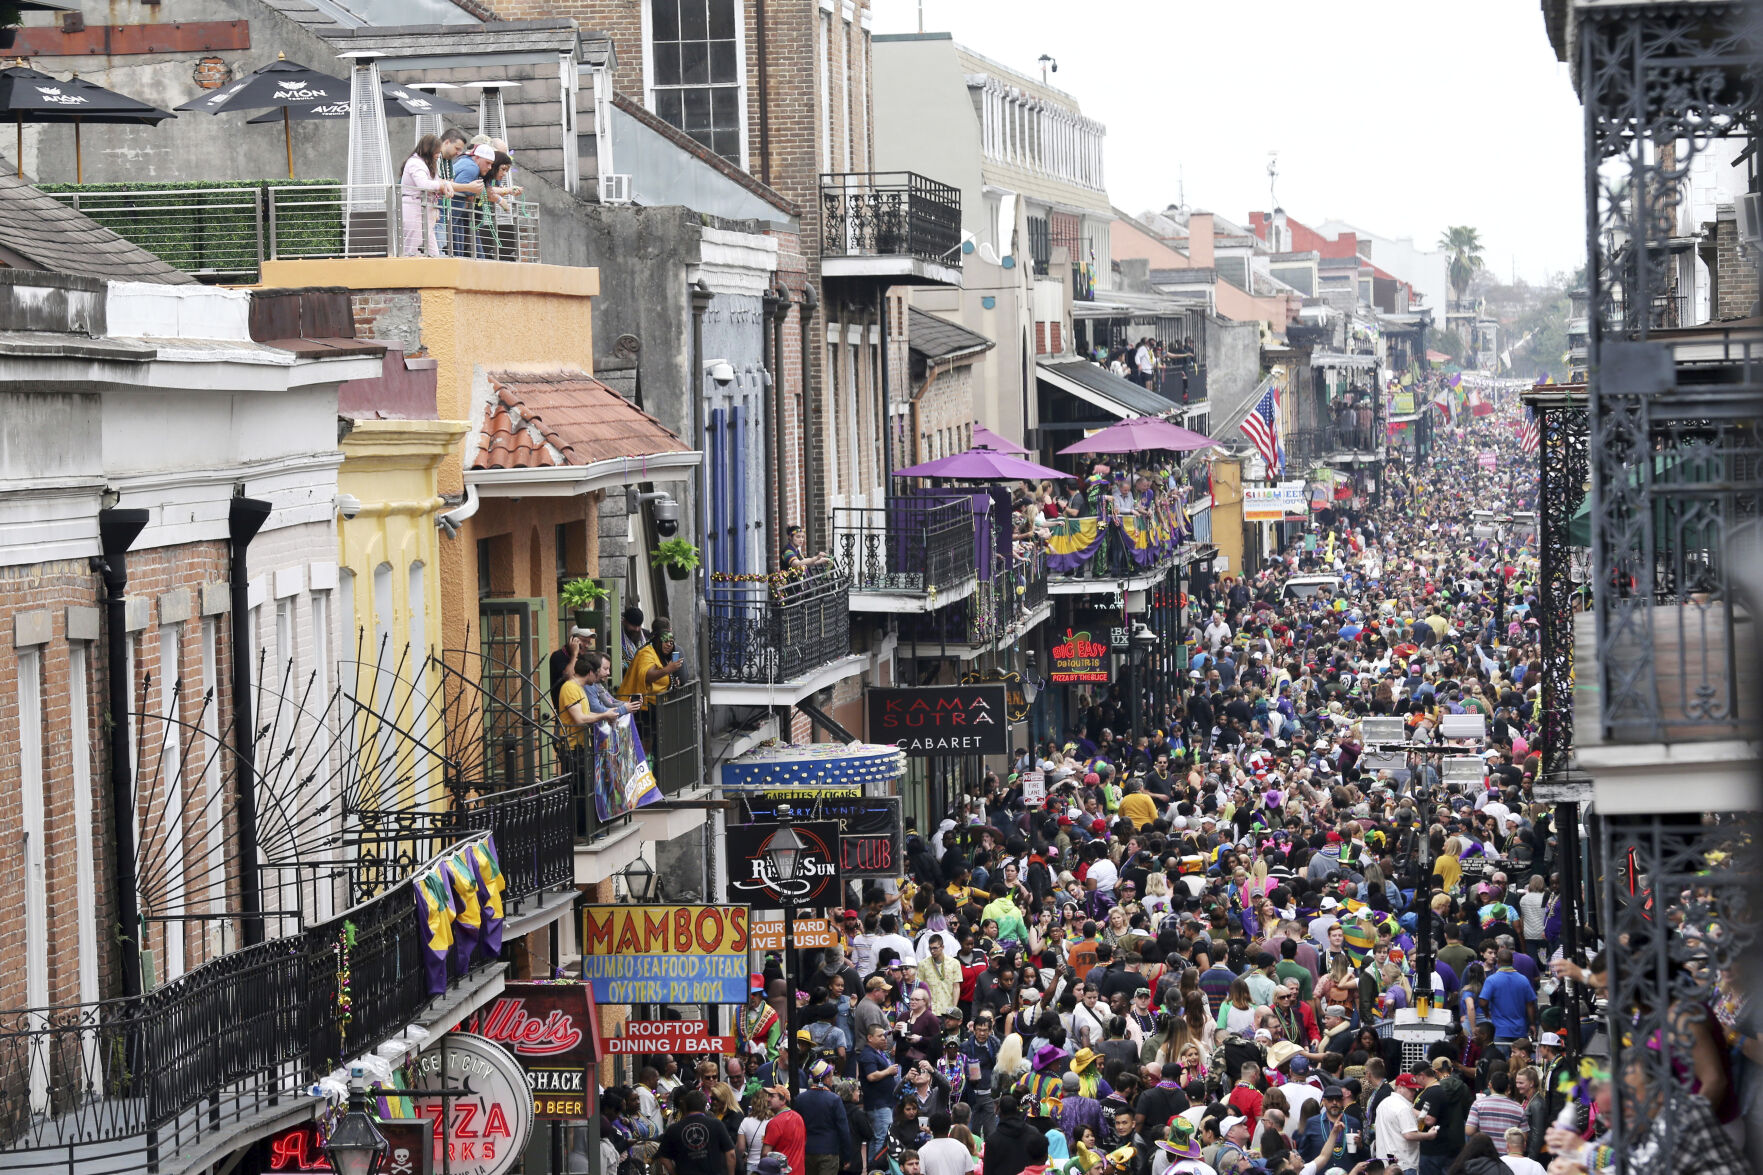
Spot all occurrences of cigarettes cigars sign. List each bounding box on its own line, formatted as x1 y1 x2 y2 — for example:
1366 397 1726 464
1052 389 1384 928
469 983 601 1120
726 821 842 905
1050 629 1109 684
580 906 751 1004
867 684 1009 755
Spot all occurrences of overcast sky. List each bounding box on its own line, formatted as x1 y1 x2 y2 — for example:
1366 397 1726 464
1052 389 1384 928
871 0 1587 286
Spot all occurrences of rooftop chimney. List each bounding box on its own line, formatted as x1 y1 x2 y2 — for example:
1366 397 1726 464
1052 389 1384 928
1188 212 1215 269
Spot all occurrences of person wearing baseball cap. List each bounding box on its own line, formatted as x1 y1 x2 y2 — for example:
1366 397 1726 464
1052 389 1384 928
796 1060 852 1175
1298 1085 1366 1169
1375 1074 1425 1173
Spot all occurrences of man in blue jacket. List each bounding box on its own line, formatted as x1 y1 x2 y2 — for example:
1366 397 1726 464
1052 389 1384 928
796 1059 853 1175
1476 948 1537 1044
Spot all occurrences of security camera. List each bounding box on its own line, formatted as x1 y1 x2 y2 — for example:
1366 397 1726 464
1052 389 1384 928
335 493 363 520
652 494 680 537
707 359 736 385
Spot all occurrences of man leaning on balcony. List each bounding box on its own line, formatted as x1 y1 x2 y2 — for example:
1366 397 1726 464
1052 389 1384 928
561 652 641 767
782 524 832 575
621 621 684 704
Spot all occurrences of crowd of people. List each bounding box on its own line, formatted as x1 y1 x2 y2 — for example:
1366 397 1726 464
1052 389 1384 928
588 406 1750 1175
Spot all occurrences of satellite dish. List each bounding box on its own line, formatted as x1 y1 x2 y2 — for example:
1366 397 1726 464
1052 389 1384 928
978 242 1001 266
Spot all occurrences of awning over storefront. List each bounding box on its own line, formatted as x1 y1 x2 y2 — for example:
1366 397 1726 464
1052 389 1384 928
1037 358 1176 420
1310 352 1380 370
721 741 906 791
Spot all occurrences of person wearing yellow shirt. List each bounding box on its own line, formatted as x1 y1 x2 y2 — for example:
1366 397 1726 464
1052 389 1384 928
1433 836 1463 894
1117 779 1159 830
619 620 685 702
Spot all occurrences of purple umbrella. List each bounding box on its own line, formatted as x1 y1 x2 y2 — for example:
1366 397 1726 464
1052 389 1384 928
893 447 1071 482
971 424 1030 454
1058 415 1213 455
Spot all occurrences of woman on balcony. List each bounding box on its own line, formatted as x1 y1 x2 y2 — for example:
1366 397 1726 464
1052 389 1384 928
400 134 457 257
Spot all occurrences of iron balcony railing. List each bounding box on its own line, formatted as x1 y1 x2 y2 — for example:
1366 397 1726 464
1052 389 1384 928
707 573 852 685
961 550 1049 646
348 779 574 906
615 680 703 799
45 181 540 282
0 831 506 1171
820 172 962 266
834 498 977 598
1289 423 1380 461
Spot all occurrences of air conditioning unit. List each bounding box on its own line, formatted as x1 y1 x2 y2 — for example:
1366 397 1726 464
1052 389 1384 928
599 173 632 205
1738 191 1762 246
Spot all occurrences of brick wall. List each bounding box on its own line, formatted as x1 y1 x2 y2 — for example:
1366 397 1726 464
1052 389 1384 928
1714 216 1759 321
913 363 977 466
351 289 426 355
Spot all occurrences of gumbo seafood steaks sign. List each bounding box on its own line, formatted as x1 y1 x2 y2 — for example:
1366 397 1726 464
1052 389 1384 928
866 685 1008 756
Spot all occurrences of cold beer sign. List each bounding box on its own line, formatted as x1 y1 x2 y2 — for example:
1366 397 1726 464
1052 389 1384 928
867 685 1008 756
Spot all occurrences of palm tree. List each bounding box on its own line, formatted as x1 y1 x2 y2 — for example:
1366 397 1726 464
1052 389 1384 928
1439 225 1485 308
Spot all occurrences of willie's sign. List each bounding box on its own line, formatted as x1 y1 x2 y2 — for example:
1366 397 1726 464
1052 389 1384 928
468 983 600 1120
866 685 1008 756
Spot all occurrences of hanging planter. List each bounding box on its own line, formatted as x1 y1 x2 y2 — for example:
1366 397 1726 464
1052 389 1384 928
560 577 611 632
650 538 701 582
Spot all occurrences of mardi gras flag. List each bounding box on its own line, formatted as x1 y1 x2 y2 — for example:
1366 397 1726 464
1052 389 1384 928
414 866 456 995
468 836 508 956
445 847 485 973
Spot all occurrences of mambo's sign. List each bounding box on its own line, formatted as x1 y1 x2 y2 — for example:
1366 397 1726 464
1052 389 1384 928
1050 629 1108 684
605 1020 735 1055
580 906 750 1005
866 685 1008 755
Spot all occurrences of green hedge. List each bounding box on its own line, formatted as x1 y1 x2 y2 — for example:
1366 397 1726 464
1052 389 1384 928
39 179 346 277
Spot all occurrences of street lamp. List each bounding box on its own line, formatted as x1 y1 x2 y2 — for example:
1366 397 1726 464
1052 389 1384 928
761 807 805 1101
622 855 657 902
324 1068 389 1175
1129 623 1158 739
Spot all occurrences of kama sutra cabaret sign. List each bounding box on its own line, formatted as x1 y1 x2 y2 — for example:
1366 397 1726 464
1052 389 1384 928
1050 629 1109 684
866 684 1008 755
469 982 601 1120
581 905 751 1004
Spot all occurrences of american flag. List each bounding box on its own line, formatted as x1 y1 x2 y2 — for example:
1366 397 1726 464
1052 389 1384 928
1518 406 1541 454
1240 384 1283 475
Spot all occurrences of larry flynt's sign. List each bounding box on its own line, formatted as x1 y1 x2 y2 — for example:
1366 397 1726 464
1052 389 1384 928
470 983 599 1120
580 906 751 1004
866 685 1008 756
1050 629 1109 684
726 821 842 905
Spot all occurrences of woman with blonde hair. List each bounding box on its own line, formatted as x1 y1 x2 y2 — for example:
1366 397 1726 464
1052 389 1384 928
1141 871 1173 922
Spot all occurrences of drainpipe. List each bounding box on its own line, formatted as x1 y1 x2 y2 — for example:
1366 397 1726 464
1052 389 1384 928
798 283 819 550
876 299 893 483
690 280 714 785
97 507 149 1002
768 285 792 570
228 495 273 947
755 0 771 186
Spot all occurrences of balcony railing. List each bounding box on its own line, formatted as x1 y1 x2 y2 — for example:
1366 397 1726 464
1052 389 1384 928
960 550 1049 645
0 832 504 1170
44 181 541 282
820 172 962 266
1289 423 1380 461
833 497 977 597
617 680 702 799
349 780 574 906
708 572 852 685
1045 491 1190 582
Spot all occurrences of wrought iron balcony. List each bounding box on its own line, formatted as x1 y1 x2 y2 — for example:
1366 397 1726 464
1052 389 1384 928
1288 423 1380 461
349 779 574 905
0 832 505 1171
820 172 962 275
1044 491 1190 588
616 679 703 799
707 572 852 686
834 497 978 606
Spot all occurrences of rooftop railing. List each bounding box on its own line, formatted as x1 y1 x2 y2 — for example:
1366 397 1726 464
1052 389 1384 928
820 172 962 266
45 181 540 282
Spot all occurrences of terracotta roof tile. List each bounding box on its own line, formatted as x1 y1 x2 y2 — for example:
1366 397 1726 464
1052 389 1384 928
472 369 689 472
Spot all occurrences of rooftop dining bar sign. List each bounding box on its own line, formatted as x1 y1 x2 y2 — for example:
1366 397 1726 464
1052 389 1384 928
866 684 1008 756
1050 629 1109 684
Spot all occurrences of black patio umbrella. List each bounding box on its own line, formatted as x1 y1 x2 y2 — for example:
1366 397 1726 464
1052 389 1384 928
243 81 474 124
0 64 176 183
175 54 352 178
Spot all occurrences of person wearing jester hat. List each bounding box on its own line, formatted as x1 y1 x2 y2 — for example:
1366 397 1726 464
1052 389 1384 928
742 973 783 1064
